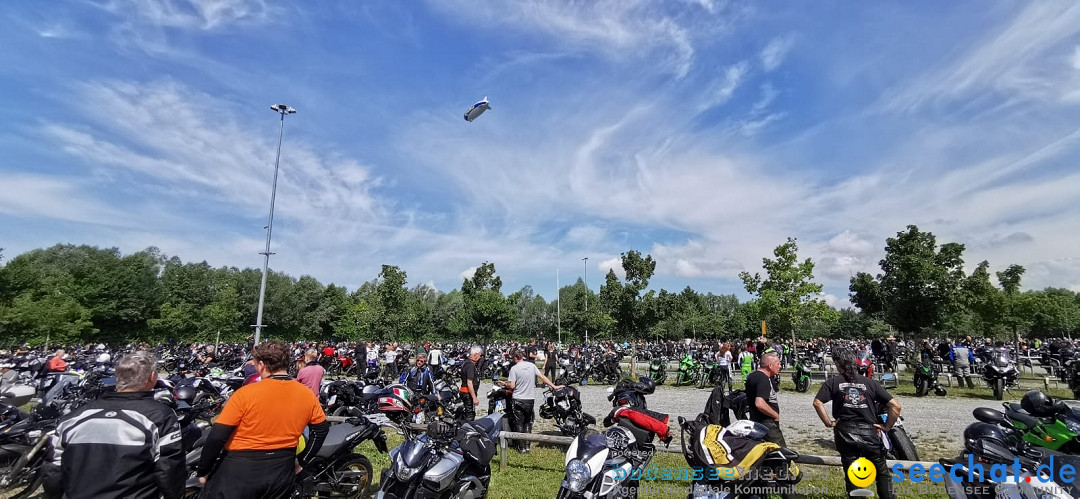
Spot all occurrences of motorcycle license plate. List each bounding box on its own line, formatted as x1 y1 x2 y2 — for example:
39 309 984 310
328 395 337 406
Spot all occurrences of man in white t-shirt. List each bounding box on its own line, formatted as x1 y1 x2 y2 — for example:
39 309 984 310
499 350 561 453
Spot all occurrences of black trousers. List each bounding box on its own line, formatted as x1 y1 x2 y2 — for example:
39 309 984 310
201 449 295 499
459 391 476 421
544 364 557 382
835 421 895 499
757 419 787 448
509 399 535 451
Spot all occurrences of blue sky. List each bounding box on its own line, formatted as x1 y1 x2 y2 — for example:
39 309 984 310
3 1 1080 307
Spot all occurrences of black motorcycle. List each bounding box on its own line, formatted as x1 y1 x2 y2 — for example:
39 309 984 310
539 386 596 437
0 404 60 499
376 414 503 499
981 350 1019 401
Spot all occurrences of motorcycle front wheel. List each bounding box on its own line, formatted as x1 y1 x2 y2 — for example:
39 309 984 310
993 378 1004 400
795 376 810 393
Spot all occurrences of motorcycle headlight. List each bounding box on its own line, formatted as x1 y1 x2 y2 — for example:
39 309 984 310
395 456 419 481
565 459 591 492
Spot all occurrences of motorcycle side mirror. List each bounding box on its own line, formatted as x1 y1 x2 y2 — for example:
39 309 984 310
972 407 1006 425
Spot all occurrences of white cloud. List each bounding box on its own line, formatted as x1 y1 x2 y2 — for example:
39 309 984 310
650 240 743 278
881 3 1080 111
427 0 720 79
0 174 135 226
701 61 749 110
760 35 794 72
565 225 608 248
458 267 477 281
101 0 274 30
824 230 876 256
597 257 625 280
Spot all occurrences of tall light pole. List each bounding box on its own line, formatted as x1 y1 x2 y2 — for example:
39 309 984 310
582 257 588 346
253 104 296 345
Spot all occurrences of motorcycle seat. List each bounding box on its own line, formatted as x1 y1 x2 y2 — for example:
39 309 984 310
316 422 364 458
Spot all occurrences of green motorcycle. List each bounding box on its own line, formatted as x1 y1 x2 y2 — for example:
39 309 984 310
791 356 812 393
674 352 701 386
1003 391 1080 454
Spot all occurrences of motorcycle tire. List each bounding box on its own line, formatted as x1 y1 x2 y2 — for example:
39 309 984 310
334 453 374 499
888 427 920 461
795 376 810 393
914 378 928 397
697 372 706 389
993 378 1004 401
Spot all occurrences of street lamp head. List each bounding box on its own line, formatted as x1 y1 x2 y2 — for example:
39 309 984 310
270 104 296 114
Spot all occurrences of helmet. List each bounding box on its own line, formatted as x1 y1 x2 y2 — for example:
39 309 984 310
154 390 175 407
376 385 413 413
963 422 1008 453
726 420 768 440
95 353 111 364
1021 390 1057 417
637 377 656 395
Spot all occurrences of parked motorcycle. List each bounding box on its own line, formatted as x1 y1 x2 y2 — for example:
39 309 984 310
556 378 671 498
647 357 667 385
297 416 388 498
678 416 801 499
539 386 596 437
673 353 701 386
791 356 812 393
913 356 948 397
1002 390 1080 454
376 414 503 499
941 407 1077 499
0 404 60 499
982 350 1019 401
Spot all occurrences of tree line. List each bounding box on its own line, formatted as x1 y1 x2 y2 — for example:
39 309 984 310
0 225 1077 347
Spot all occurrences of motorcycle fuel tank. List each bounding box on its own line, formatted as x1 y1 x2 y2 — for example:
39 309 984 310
423 451 464 491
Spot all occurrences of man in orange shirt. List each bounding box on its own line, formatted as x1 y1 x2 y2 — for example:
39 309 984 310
197 341 329 498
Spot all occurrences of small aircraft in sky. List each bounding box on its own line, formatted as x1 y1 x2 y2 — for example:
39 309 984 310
463 96 491 122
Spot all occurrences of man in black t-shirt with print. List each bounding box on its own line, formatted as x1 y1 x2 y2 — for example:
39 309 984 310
746 352 786 446
813 347 900 499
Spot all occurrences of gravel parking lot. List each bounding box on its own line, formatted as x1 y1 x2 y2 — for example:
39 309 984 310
520 382 1007 460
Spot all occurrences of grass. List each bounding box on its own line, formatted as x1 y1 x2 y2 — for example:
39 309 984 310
352 432 951 499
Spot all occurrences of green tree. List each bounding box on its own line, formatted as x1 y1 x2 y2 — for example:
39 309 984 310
739 237 830 340
850 226 966 336
461 263 513 342
599 250 656 340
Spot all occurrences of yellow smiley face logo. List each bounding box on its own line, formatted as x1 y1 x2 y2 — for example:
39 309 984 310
847 458 876 488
